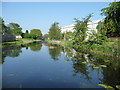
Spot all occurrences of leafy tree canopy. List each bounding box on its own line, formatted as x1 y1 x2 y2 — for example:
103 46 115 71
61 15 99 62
0 17 11 34
48 22 61 40
73 14 92 46
101 2 120 37
7 23 22 35
30 29 42 39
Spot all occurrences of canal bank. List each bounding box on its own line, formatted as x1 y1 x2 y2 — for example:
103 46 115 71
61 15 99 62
47 40 120 58
2 38 42 46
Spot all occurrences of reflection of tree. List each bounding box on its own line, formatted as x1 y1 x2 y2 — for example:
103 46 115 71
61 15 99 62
2 42 43 64
72 53 90 80
63 47 74 58
82 52 120 89
29 42 42 51
48 45 62 61
100 57 120 89
2 45 22 64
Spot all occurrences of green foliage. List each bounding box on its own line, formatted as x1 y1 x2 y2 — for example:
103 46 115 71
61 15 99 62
26 30 29 33
7 23 22 35
116 85 120 89
29 42 42 51
88 21 108 45
23 33 30 38
22 30 30 38
42 34 49 40
0 17 11 34
64 31 74 40
98 84 115 90
48 44 62 60
73 14 92 48
48 22 61 40
30 29 42 39
101 2 120 37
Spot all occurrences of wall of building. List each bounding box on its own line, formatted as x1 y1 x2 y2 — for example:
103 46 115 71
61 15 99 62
61 20 100 40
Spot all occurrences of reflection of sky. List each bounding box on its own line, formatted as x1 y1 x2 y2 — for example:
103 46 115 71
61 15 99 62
3 44 103 88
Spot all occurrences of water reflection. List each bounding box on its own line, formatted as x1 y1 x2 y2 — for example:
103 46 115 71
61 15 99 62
2 42 120 88
2 45 22 63
2 42 42 63
47 44 62 61
29 42 42 51
65 48 120 89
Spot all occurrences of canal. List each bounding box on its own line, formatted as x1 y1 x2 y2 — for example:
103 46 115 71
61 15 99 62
2 42 120 88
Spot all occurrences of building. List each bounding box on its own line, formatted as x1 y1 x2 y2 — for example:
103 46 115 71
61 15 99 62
16 35 22 39
61 24 75 34
61 20 101 40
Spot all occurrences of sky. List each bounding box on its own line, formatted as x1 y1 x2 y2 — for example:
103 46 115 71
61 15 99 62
2 2 110 34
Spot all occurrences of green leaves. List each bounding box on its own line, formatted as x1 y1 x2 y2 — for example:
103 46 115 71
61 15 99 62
93 66 99 69
30 29 42 39
98 84 115 90
101 2 120 37
48 22 61 40
73 14 92 48
7 23 22 35
116 85 120 89
64 61 68 62
98 84 120 90
100 65 107 67
82 61 87 64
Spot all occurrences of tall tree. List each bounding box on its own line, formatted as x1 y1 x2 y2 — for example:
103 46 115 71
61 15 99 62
64 31 74 40
23 30 30 38
48 22 61 40
7 23 22 35
73 14 92 47
0 17 11 34
30 29 42 39
26 30 29 33
101 2 120 37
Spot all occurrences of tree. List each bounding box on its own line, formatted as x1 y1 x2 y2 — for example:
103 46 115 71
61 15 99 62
64 31 74 40
73 14 92 48
29 42 42 51
42 34 49 40
87 21 108 45
48 45 62 60
7 23 22 35
23 30 30 38
101 2 120 37
48 22 61 40
26 30 29 33
0 17 11 34
30 29 42 39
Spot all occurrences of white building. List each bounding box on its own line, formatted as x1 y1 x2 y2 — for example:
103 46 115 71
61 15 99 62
61 20 100 40
87 20 100 32
61 24 75 34
16 35 22 39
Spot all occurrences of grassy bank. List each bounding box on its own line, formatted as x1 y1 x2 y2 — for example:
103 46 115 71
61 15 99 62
47 39 120 57
82 40 120 57
47 40 73 47
2 38 41 45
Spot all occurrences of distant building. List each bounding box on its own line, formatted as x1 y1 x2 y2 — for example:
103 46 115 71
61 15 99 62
61 20 101 40
61 24 75 34
16 35 22 39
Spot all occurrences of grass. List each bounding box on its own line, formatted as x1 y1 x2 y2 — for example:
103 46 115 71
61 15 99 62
2 38 41 45
47 40 73 47
81 40 120 57
47 39 120 57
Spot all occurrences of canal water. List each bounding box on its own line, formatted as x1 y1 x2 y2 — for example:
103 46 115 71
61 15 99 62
2 42 120 88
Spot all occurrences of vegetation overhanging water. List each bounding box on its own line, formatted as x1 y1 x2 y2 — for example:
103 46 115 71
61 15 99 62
1 42 120 89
